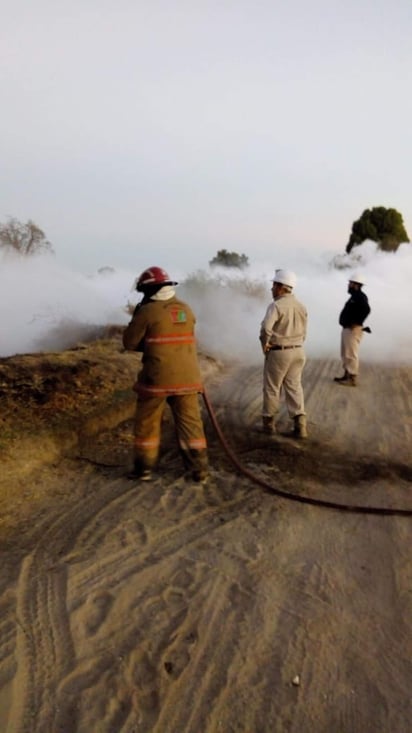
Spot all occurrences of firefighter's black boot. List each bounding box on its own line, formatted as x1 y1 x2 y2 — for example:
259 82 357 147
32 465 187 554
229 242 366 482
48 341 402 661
127 459 154 481
181 448 209 483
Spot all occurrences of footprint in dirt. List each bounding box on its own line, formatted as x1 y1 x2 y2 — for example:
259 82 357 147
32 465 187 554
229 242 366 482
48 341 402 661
162 629 198 680
127 648 160 715
81 590 114 636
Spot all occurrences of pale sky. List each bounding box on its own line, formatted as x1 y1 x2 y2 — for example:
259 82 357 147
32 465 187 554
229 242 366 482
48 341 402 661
1 0 412 275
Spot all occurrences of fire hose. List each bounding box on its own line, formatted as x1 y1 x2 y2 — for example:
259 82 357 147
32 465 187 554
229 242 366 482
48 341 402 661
201 390 412 517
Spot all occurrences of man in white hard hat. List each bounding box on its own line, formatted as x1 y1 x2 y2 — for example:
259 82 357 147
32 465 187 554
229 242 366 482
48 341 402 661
334 272 371 387
259 269 308 438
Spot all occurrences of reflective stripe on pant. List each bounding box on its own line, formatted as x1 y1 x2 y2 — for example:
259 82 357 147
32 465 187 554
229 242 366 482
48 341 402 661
133 392 208 473
263 348 306 418
341 326 363 376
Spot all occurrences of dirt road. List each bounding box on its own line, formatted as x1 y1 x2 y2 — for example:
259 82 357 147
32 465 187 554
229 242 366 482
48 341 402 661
1 359 412 732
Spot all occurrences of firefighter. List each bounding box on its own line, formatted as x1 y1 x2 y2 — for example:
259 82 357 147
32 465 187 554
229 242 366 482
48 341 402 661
123 266 209 482
334 273 371 387
259 269 308 439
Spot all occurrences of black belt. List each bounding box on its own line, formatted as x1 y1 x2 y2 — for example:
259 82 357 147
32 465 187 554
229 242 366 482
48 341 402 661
269 345 302 351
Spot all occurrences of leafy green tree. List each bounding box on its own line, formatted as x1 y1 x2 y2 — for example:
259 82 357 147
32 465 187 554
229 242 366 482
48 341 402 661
346 207 409 253
209 249 249 269
0 217 54 256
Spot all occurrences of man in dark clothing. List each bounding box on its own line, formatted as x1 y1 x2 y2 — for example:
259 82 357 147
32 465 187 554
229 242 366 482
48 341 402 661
334 273 371 387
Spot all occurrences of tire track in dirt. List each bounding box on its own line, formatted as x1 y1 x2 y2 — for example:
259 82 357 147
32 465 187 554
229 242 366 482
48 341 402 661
153 573 243 733
257 509 412 733
9 553 74 733
53 487 264 732
210 360 412 508
0 590 16 694
1 359 412 732
67 476 260 609
0 469 129 733
2 464 262 732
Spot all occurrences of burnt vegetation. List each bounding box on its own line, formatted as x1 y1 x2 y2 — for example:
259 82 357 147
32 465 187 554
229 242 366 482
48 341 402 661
0 217 54 256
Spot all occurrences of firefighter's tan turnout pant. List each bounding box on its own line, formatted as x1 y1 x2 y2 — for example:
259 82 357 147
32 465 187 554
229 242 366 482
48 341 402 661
133 392 208 475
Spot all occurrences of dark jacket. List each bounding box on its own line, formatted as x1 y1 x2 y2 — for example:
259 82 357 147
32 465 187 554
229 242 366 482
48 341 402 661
339 290 370 328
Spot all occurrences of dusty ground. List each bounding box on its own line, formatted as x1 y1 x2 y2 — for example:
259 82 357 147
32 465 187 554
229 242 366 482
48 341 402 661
0 337 412 733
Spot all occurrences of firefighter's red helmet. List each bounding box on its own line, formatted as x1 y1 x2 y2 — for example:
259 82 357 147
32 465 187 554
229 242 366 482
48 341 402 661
135 266 178 291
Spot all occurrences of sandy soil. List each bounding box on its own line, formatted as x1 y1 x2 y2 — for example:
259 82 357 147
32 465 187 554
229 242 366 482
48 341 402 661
0 348 412 733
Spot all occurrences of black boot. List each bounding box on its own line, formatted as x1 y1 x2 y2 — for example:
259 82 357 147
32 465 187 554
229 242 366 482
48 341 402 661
334 370 349 383
293 414 308 439
338 373 357 387
191 469 209 484
262 416 275 434
127 459 154 481
180 448 209 483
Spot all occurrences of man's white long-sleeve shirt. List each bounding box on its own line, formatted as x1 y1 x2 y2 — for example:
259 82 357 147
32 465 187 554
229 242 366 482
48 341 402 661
259 293 307 349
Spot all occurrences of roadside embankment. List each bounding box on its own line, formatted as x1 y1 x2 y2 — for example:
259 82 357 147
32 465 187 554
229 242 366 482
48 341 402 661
0 331 221 495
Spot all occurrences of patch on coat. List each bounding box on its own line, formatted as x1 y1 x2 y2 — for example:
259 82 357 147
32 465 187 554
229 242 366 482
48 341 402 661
170 307 187 323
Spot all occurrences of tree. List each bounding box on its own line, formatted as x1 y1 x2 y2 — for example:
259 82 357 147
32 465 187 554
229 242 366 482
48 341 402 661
346 207 409 253
0 217 54 256
209 249 249 269
97 266 115 275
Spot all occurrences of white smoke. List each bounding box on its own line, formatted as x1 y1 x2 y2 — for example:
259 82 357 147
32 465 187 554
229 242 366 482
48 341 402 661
0 253 131 356
1 242 411 364
180 241 412 365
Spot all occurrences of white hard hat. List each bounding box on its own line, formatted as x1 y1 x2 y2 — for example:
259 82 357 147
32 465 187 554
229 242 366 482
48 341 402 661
273 269 297 289
349 272 365 285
